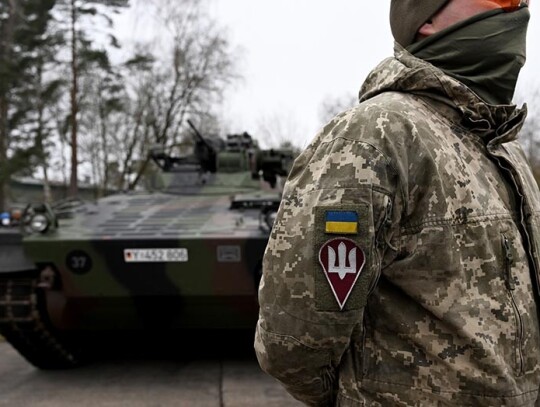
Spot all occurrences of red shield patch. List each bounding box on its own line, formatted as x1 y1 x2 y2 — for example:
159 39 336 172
318 238 365 310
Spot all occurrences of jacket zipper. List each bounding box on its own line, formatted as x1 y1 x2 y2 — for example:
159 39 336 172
492 151 540 297
503 234 525 376
503 235 516 290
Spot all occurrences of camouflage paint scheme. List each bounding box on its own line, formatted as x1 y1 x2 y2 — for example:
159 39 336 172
25 185 262 330
255 44 540 406
23 167 288 332
0 229 34 273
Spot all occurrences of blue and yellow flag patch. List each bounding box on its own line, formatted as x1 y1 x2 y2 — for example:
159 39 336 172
325 211 358 235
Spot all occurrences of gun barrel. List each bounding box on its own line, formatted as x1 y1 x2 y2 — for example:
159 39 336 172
187 120 214 152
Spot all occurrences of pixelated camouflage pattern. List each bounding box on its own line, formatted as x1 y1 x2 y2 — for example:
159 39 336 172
256 44 540 406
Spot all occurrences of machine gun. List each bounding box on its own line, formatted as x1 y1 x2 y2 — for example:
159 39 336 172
187 120 218 173
149 120 295 189
149 120 219 173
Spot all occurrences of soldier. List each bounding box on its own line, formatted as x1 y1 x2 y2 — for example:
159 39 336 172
255 0 540 406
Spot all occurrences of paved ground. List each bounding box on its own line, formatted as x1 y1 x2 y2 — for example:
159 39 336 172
0 338 302 407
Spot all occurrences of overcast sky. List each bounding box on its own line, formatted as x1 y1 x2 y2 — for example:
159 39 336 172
117 1 540 148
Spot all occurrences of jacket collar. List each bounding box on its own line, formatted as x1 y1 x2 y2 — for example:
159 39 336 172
359 43 527 144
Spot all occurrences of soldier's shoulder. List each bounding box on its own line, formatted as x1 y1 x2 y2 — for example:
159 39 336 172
317 91 422 146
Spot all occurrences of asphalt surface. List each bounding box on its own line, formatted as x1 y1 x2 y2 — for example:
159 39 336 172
0 337 302 407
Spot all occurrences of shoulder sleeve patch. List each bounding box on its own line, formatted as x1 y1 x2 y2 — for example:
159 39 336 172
314 204 374 312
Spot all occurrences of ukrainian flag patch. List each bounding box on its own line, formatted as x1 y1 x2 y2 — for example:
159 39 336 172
325 211 358 235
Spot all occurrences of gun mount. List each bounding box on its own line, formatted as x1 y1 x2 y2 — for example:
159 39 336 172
149 121 295 189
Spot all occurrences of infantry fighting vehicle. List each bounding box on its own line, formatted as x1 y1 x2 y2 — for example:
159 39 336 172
0 121 294 369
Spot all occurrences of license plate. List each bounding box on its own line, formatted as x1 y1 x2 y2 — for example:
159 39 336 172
124 248 188 263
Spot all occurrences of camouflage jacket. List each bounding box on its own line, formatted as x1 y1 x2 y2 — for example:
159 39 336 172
255 45 540 406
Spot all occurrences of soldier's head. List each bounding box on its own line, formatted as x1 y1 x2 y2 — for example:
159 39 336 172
390 0 530 105
390 0 530 47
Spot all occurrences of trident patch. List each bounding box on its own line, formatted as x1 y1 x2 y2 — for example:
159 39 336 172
318 238 365 310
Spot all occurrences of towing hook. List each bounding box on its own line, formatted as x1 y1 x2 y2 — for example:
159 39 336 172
38 267 56 290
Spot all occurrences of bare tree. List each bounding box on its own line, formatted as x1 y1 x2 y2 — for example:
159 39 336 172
31 0 238 195
124 0 239 190
318 93 357 125
78 60 125 195
52 0 128 197
257 110 305 150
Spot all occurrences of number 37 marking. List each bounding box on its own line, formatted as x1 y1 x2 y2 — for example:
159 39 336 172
66 250 93 274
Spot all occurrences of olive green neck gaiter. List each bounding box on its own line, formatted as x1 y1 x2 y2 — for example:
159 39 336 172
407 7 530 106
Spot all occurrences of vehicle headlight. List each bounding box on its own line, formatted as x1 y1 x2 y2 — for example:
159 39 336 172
30 214 49 233
22 203 58 235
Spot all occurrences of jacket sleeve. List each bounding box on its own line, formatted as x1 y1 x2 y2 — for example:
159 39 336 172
255 112 400 406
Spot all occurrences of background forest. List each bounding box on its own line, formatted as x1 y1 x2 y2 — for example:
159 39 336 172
1 0 539 213
0 0 243 211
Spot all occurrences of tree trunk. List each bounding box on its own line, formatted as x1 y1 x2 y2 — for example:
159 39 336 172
69 0 79 197
42 165 52 203
128 157 150 191
36 65 52 203
0 96 8 212
0 0 18 212
55 111 69 197
99 89 109 198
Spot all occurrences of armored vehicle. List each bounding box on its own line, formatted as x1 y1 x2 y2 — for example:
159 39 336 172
0 122 294 369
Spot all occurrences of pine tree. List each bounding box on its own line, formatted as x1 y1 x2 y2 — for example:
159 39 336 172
0 0 56 211
52 0 127 197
